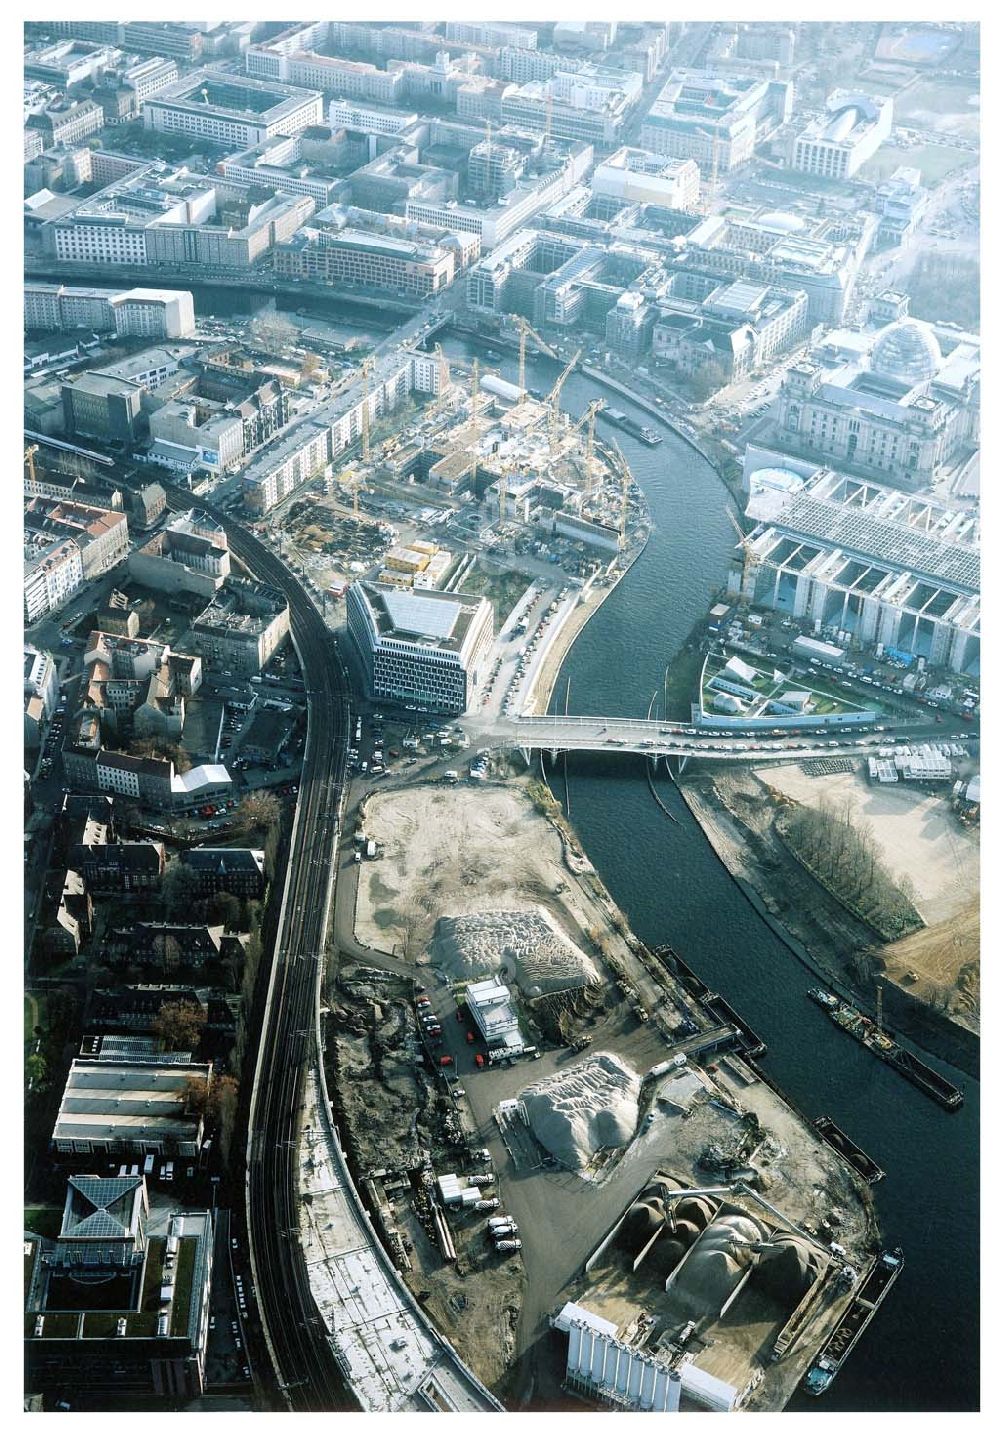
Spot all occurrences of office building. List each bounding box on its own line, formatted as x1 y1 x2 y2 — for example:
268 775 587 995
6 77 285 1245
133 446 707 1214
771 318 980 488
28 96 105 148
25 1176 214 1400
407 142 593 251
129 510 231 598
347 583 494 715
143 70 322 148
650 279 809 385
274 219 458 296
26 283 196 339
737 460 979 674
874 166 930 248
188 579 290 675
499 66 642 149
641 68 793 171
444 21 538 50
592 148 700 211
24 537 84 625
24 39 121 88
792 92 893 181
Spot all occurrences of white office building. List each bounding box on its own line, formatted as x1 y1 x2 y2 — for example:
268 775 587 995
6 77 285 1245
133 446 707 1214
792 92 893 181
347 583 494 715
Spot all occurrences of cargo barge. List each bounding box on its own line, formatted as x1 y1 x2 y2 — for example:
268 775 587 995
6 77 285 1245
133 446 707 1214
703 992 767 1058
600 407 663 446
813 1116 884 1184
807 988 963 1110
802 1248 904 1395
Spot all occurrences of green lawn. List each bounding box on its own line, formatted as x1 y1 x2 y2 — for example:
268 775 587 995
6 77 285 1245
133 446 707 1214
25 1207 62 1239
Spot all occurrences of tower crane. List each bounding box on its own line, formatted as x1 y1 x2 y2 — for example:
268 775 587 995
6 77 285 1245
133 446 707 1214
360 357 375 462
726 505 778 602
338 466 363 519
611 440 634 552
469 358 481 492
513 315 558 393
547 348 582 448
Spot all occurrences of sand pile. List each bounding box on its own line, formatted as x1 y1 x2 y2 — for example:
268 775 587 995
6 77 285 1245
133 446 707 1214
520 1052 640 1170
432 907 598 994
668 1212 767 1319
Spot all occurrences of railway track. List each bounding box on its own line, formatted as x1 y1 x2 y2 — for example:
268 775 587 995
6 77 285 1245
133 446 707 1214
162 486 354 1409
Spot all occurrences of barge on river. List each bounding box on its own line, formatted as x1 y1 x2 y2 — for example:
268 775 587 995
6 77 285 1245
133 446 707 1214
813 1116 884 1184
599 407 663 446
802 1248 904 1396
807 988 963 1110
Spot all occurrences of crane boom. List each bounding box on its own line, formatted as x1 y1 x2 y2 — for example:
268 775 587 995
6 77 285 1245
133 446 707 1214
547 348 582 446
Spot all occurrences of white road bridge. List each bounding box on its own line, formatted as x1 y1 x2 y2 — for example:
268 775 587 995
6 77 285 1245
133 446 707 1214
483 714 957 767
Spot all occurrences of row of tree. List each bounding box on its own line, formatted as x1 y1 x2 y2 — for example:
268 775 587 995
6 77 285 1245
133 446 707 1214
781 797 922 940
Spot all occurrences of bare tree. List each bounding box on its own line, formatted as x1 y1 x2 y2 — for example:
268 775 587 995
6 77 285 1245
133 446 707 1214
154 1000 206 1052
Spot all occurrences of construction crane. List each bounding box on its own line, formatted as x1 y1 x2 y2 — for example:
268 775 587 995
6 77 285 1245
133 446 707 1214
338 466 362 518
25 444 39 486
360 357 374 462
433 342 451 394
547 348 582 447
726 505 778 602
469 358 481 492
513 316 558 393
611 440 633 552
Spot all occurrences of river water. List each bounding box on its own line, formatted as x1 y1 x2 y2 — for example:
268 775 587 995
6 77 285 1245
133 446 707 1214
195 291 978 1413
445 336 980 1415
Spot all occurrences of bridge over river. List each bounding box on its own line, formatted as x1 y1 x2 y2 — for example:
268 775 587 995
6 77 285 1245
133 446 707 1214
481 713 969 768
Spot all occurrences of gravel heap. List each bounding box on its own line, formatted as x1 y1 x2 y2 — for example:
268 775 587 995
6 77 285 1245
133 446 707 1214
432 906 599 995
519 1052 641 1170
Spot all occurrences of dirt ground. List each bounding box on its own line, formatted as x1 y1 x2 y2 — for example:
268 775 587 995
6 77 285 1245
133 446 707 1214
355 783 585 962
881 900 980 1032
757 765 980 928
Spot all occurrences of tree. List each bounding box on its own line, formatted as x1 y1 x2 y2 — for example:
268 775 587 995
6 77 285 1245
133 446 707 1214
235 791 281 835
212 1075 240 1165
181 1075 210 1117
154 1000 207 1053
161 862 203 918
688 361 727 403
129 738 192 774
26 1053 48 1089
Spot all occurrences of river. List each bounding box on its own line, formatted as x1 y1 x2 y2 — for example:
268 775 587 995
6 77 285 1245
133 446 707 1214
194 290 978 1413
440 334 979 1415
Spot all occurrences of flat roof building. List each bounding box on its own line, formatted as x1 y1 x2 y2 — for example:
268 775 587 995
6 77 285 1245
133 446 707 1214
792 92 893 181
739 464 980 674
143 70 323 147
347 582 494 715
188 578 290 675
51 1059 213 1156
641 68 792 172
25 1174 214 1401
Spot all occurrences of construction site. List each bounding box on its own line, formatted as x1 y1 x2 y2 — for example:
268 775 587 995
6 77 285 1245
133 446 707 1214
325 775 880 1411
268 331 650 616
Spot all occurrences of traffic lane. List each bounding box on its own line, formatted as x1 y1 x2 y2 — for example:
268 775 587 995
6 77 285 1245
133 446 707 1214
206 1210 253 1390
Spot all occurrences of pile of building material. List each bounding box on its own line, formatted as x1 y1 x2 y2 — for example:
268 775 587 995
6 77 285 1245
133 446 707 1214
433 907 599 995
519 1052 640 1172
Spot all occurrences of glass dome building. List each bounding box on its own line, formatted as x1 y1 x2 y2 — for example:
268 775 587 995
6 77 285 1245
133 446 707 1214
870 319 942 385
